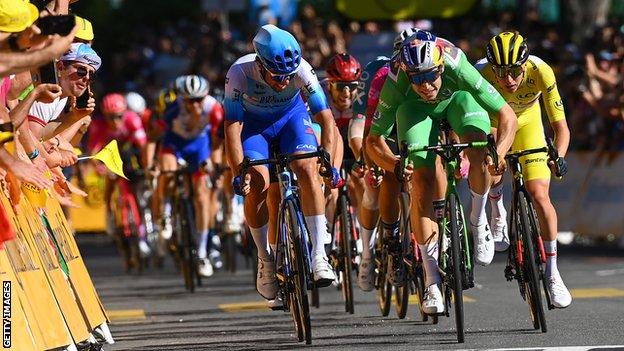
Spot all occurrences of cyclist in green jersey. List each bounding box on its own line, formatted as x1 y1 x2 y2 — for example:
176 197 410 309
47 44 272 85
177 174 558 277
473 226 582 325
367 37 518 313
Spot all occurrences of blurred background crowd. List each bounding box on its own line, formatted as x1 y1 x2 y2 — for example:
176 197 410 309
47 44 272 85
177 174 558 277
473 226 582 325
75 0 624 151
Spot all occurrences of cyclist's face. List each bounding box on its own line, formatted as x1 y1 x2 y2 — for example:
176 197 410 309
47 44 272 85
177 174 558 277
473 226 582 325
329 81 358 111
183 97 203 116
411 75 442 101
258 60 292 92
493 64 525 93
105 113 123 128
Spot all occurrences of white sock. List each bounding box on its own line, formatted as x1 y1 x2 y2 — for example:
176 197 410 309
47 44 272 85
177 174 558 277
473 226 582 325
197 230 209 259
305 215 328 258
419 242 442 286
470 189 488 226
249 224 270 260
164 201 172 217
488 182 507 219
544 239 558 277
360 227 375 260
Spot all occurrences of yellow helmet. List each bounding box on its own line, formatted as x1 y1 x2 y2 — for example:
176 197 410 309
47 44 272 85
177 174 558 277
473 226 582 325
74 15 94 42
486 31 529 66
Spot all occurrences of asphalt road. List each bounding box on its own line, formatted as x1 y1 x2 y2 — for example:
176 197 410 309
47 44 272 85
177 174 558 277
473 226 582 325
79 235 624 351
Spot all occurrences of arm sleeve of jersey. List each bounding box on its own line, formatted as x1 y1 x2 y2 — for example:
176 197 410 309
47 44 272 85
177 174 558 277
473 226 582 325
538 63 566 124
457 51 506 114
297 60 329 115
365 67 388 119
347 116 365 140
127 112 147 147
210 102 224 138
224 65 245 122
369 78 399 138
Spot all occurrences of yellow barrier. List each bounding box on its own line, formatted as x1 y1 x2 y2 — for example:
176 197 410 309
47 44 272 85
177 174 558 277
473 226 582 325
0 184 110 350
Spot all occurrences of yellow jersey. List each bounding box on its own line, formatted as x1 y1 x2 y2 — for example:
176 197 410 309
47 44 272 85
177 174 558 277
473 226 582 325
475 55 565 128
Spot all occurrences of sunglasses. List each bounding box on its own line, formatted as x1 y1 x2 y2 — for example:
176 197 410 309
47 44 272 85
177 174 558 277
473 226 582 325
407 68 441 85
258 63 294 83
184 97 204 104
492 65 524 79
72 65 96 80
331 81 359 91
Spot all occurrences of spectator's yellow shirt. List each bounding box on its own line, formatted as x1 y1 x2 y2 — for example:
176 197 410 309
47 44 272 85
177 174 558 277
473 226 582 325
475 55 565 128
475 55 566 181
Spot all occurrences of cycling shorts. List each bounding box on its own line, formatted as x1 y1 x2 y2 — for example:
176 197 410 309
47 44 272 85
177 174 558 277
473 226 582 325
393 91 491 169
161 130 211 173
510 109 550 181
241 101 318 162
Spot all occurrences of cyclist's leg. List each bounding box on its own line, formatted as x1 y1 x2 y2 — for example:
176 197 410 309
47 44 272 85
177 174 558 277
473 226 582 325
446 91 494 265
279 106 335 285
357 159 379 291
156 142 178 240
487 128 509 251
396 100 444 312
325 125 343 235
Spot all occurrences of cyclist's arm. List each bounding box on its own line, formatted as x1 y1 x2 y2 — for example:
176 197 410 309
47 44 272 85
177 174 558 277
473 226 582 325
538 62 570 157
224 64 246 174
456 51 517 157
367 79 401 172
347 117 365 158
312 108 335 157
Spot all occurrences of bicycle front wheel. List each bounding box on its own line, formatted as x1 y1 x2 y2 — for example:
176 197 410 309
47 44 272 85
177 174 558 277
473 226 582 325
518 191 547 333
339 194 355 314
285 199 312 344
395 192 410 319
447 193 465 343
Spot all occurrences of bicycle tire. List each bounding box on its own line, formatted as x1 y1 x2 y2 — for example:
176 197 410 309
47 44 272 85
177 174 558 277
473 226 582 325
311 285 320 308
339 194 355 314
518 192 547 332
395 192 411 319
377 251 392 316
126 206 143 275
448 194 465 343
177 200 195 292
285 199 312 344
415 265 428 322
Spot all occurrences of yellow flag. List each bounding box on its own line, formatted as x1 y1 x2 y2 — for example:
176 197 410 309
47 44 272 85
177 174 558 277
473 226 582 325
93 140 127 179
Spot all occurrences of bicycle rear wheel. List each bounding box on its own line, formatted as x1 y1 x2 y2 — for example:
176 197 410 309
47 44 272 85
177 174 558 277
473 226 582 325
339 194 355 314
176 200 195 292
285 199 312 344
447 194 465 343
377 248 392 316
518 192 547 333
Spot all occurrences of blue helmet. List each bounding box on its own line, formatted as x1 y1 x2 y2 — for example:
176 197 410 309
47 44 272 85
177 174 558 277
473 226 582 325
253 24 302 75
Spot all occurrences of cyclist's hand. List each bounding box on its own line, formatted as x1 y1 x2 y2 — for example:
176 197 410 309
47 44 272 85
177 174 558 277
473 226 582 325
323 166 344 189
548 157 568 178
487 153 506 176
233 173 251 196
394 160 413 183
350 160 366 178
365 167 383 188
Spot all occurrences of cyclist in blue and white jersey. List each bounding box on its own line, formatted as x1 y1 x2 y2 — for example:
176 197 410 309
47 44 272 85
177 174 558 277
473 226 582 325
224 24 339 301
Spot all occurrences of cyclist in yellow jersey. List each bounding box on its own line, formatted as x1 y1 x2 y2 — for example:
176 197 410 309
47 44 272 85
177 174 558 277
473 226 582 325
476 31 571 308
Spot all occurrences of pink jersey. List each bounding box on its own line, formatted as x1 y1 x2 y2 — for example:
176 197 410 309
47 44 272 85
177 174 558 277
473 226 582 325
365 64 390 125
89 110 147 152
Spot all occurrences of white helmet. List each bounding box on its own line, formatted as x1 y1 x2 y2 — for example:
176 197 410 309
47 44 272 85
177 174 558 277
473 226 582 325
393 27 436 54
174 75 209 99
125 92 146 114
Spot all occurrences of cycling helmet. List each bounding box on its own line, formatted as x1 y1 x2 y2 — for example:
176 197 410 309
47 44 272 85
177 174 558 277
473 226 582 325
398 40 443 73
101 93 127 115
326 53 362 82
174 75 209 99
253 24 301 75
393 27 437 54
125 92 146 114
486 31 529 66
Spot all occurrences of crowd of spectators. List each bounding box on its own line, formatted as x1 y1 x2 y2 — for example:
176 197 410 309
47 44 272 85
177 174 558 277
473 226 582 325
99 1 624 151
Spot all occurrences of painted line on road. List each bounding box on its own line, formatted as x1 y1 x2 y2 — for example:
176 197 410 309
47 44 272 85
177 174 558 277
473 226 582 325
219 301 269 312
595 267 624 276
491 346 624 351
107 309 146 322
570 288 624 299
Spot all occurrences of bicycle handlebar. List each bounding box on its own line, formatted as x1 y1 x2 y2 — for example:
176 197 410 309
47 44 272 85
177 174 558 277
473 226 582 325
237 148 333 180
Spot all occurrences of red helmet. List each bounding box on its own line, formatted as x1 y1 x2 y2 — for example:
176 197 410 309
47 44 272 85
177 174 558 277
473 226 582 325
101 93 127 115
326 53 362 82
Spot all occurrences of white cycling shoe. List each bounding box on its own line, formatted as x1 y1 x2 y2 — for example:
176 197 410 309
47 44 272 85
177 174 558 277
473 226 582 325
491 217 510 252
161 216 173 240
422 284 445 315
472 222 494 266
547 274 572 308
197 258 214 277
257 256 278 300
312 254 336 287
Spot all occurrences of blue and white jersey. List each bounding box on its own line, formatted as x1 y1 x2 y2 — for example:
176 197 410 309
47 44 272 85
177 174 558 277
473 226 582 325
224 53 329 122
